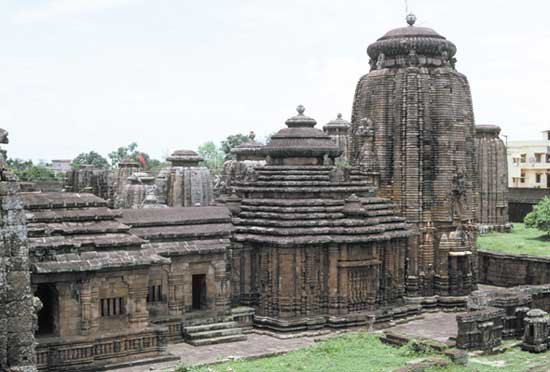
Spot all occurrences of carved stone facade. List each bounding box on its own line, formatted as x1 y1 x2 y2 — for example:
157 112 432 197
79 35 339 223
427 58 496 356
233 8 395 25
350 15 477 297
474 125 509 229
119 207 243 345
0 130 37 372
22 192 170 371
229 107 414 331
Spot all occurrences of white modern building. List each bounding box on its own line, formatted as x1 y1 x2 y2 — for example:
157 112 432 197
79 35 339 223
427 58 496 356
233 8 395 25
508 131 550 188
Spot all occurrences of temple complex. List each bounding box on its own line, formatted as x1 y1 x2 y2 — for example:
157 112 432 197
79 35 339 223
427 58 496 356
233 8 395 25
1 11 527 372
350 14 477 297
474 125 509 230
229 107 414 331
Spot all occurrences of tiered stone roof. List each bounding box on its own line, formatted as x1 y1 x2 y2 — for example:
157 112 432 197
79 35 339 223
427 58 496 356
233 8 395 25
232 106 414 246
233 196 411 246
119 207 233 257
21 192 167 273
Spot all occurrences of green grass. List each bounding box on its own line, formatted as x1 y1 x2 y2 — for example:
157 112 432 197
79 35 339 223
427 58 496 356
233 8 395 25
176 334 441 372
173 335 550 372
478 223 550 256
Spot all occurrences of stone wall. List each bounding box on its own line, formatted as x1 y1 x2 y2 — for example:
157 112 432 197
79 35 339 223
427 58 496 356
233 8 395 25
478 250 550 287
508 187 550 222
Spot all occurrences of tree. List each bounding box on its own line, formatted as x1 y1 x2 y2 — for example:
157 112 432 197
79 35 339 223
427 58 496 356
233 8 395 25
108 142 139 167
221 133 255 160
198 141 225 175
6 159 59 182
71 151 110 169
524 196 550 235
108 142 162 171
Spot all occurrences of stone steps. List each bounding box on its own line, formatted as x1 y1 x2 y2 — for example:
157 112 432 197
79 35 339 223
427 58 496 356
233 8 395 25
187 334 247 346
182 320 247 346
184 321 237 333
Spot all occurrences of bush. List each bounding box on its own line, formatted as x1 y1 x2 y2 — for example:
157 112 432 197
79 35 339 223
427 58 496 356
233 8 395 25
524 196 550 235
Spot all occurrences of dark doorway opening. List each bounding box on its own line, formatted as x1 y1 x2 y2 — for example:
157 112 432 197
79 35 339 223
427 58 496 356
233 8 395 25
192 274 207 310
547 174 550 188
35 284 59 336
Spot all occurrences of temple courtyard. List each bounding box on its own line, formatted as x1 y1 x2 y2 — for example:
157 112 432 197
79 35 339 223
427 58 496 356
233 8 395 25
110 307 550 372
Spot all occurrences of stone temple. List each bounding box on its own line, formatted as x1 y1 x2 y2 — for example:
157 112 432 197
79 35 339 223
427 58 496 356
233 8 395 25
230 106 413 331
0 13 519 372
350 14 477 297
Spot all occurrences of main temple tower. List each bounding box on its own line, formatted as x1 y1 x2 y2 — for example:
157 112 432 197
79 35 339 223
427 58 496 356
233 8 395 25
350 14 477 297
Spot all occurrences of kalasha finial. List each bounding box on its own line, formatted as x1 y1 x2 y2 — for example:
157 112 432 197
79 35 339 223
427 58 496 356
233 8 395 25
406 13 417 26
337 113 343 119
296 105 305 115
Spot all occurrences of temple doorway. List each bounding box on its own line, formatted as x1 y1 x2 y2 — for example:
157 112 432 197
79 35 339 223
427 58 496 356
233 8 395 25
35 284 59 336
192 274 207 310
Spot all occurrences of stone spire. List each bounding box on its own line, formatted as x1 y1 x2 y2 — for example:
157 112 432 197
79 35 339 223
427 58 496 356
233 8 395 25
323 113 351 163
351 18 477 298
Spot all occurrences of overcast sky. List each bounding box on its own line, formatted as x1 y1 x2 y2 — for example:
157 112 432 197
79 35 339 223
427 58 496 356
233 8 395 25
1 0 549 162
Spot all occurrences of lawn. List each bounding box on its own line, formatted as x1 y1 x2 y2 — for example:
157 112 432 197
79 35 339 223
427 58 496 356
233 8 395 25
477 223 550 257
173 335 550 372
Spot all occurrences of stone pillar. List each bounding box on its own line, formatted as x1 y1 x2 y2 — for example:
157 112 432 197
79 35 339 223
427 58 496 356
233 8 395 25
80 281 92 335
327 245 340 315
167 271 185 317
127 271 149 330
0 175 37 371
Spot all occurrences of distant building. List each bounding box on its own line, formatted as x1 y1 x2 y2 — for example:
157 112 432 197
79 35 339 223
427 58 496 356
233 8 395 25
50 159 72 173
508 131 550 188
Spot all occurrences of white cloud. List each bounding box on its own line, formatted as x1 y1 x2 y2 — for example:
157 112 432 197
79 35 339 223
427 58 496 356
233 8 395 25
13 0 138 23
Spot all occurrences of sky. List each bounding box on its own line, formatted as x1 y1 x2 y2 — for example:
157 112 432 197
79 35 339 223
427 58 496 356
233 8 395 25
1 0 549 162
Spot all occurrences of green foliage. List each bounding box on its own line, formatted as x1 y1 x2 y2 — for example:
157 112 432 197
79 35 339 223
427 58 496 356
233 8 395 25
107 142 162 171
221 133 254 160
71 151 110 169
108 142 139 167
524 196 550 234
198 141 225 175
7 159 60 182
478 223 550 256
